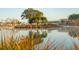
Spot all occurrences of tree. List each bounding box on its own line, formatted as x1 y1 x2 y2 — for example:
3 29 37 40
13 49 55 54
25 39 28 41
68 14 79 20
21 8 43 23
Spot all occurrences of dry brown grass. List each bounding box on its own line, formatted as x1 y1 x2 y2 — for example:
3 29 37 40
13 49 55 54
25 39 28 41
73 42 79 50
0 36 35 50
0 35 55 50
0 33 65 50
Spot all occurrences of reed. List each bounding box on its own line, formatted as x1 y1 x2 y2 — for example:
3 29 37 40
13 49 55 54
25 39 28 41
0 35 55 50
0 32 65 50
73 42 79 50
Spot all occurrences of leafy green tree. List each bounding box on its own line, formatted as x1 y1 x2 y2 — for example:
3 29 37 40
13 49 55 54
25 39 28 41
68 14 79 20
21 8 43 23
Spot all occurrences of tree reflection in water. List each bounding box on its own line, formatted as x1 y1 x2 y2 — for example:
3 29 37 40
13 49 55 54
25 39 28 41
68 30 79 39
29 29 48 45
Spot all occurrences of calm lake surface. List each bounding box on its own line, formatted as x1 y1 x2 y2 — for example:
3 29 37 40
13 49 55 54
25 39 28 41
0 26 79 50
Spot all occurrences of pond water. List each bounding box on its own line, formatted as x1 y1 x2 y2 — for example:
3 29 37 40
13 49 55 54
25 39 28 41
0 26 79 50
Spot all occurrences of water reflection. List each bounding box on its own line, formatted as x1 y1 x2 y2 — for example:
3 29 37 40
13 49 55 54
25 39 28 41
58 26 79 39
29 30 47 38
68 31 79 39
28 30 48 44
0 27 79 49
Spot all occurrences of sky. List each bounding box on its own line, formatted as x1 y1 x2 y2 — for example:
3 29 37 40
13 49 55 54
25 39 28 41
0 8 79 22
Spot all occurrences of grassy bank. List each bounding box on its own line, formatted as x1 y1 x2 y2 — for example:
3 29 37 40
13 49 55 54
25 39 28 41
14 23 60 29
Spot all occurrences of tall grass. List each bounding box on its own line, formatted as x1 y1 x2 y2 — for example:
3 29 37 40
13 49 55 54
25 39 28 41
0 34 66 50
0 30 65 50
1 29 76 50
73 42 79 50
0 34 59 50
0 35 35 50
0 29 45 50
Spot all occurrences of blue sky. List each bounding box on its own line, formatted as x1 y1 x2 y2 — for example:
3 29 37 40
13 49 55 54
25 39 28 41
0 8 79 21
